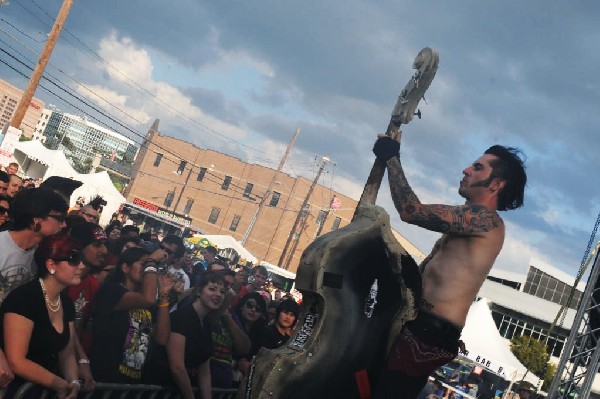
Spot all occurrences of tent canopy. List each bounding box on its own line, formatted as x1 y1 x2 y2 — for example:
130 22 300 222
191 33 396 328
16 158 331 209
13 141 126 226
189 235 257 264
462 298 541 385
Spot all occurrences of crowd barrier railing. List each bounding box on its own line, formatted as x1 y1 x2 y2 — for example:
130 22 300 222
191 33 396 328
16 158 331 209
0 382 238 399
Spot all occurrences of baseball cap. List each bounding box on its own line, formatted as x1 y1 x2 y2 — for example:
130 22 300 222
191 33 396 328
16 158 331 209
69 221 107 248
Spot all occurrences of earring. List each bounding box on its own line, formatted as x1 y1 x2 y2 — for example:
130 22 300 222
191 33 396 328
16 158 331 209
49 269 55 275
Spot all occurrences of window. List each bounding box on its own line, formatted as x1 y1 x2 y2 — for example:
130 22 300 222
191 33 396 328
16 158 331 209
331 217 341 231
230 215 241 232
208 207 221 224
177 160 187 175
221 176 232 190
164 190 175 207
183 199 194 215
197 167 207 181
269 191 280 207
153 153 163 167
243 183 253 197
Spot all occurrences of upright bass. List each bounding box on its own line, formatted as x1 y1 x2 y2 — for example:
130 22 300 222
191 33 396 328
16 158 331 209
240 48 440 399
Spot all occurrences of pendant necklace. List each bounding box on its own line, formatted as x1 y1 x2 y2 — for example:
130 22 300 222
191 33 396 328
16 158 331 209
39 278 61 313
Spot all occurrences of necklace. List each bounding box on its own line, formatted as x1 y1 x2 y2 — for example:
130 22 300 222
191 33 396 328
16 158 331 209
39 278 61 313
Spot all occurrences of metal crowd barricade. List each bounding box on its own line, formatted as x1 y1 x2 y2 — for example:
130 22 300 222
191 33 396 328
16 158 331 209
1 382 238 399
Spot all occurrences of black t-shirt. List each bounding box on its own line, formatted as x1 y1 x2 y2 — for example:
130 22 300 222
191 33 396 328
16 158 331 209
260 324 290 349
0 279 75 374
90 282 155 383
144 303 213 386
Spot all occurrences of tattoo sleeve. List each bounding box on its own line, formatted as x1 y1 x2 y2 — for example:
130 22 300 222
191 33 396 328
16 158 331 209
386 157 503 235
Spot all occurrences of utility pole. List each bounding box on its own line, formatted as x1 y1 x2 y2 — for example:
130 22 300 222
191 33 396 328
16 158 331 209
241 128 301 245
278 156 329 269
10 0 74 130
174 150 202 212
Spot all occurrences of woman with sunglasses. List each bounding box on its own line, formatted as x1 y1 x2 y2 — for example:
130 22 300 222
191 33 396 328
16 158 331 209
0 195 10 231
0 234 84 398
231 292 268 381
145 271 226 399
89 247 172 384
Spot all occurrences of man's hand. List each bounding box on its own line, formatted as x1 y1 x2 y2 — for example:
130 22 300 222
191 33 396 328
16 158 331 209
373 128 402 163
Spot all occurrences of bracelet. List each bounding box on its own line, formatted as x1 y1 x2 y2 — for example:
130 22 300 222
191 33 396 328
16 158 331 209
158 302 170 308
158 292 169 301
144 266 158 274
78 358 90 364
69 380 81 389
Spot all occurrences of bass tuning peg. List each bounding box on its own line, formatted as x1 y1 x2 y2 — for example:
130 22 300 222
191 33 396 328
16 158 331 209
414 109 422 119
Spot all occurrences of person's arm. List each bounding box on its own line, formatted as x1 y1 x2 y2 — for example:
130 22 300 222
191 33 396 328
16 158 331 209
166 332 194 399
3 313 71 396
57 322 79 399
153 274 174 345
0 348 14 388
73 334 95 392
197 359 211 399
374 129 502 235
222 310 251 356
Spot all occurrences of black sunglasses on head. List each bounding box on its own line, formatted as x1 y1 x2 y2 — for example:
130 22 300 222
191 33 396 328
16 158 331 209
244 301 264 312
53 251 82 267
0 205 8 215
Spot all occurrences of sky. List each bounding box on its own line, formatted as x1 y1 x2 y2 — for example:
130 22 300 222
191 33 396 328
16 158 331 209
1 0 599 278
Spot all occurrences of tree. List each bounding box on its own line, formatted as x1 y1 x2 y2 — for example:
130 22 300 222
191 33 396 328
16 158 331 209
542 362 557 391
510 335 549 381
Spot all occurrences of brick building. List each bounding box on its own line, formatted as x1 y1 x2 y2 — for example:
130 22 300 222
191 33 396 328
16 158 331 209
0 79 44 138
124 120 359 272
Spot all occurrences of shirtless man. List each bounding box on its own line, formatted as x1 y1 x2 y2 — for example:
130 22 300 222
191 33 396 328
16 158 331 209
372 128 527 398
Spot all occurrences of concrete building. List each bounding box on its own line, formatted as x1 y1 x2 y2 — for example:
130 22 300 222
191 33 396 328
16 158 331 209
39 109 138 171
0 79 44 138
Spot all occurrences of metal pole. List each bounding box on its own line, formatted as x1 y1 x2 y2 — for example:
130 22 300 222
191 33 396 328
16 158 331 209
10 0 74 130
241 128 300 245
278 156 329 269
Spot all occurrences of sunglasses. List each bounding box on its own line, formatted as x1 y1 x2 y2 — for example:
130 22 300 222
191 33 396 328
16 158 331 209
46 213 66 223
81 211 99 221
244 301 264 312
53 251 82 267
161 245 174 255
0 206 8 215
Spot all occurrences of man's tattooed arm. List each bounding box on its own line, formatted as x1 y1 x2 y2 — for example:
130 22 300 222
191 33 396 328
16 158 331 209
386 157 503 235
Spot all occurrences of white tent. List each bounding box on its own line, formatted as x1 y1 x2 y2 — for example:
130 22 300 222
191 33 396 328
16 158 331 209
191 234 258 264
462 298 542 385
12 141 126 226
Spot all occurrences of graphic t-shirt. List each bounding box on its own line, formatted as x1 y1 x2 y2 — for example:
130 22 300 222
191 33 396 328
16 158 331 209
0 231 36 304
210 318 235 388
90 282 154 383
0 279 75 373
67 274 100 353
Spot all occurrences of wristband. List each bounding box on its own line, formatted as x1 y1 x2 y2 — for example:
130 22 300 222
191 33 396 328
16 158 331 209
78 358 90 364
69 380 81 389
158 302 170 308
144 266 158 274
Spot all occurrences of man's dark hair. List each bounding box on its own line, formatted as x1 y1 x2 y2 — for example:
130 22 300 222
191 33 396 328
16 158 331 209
207 259 230 271
162 234 185 259
121 225 140 237
252 265 268 277
485 145 527 211
204 246 218 256
11 187 68 231
0 170 8 184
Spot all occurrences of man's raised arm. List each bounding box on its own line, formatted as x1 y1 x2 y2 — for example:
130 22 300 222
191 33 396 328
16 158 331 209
373 132 502 235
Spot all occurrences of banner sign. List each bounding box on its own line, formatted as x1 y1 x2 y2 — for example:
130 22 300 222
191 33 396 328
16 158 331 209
132 197 192 226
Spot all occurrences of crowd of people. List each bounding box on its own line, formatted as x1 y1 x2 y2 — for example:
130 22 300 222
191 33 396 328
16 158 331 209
0 165 301 399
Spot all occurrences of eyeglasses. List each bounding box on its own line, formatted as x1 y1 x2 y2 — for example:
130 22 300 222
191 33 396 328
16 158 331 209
0 206 8 215
244 301 264 312
161 245 174 255
46 213 66 223
53 251 82 267
81 212 99 221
